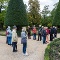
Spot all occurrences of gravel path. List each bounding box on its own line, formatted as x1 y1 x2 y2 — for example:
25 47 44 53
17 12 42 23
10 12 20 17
0 34 60 60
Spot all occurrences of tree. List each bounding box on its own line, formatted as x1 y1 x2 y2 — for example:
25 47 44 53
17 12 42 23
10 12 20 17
41 5 50 19
0 0 9 13
4 0 28 27
41 5 51 27
51 2 58 22
28 0 41 26
53 0 60 27
0 11 6 29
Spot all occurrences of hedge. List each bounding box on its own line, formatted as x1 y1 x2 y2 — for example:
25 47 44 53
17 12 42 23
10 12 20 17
44 38 60 60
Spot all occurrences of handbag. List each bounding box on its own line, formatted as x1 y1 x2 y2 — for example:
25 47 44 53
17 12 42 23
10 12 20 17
21 37 27 44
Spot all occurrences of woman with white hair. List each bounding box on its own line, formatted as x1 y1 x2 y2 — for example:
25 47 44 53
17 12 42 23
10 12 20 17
21 28 28 56
7 26 12 45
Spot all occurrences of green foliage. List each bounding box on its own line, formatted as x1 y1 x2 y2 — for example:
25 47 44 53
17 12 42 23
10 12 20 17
51 3 58 21
44 45 50 60
44 38 60 60
41 16 52 27
53 1 60 26
4 0 28 26
28 0 41 26
41 5 50 19
0 11 6 29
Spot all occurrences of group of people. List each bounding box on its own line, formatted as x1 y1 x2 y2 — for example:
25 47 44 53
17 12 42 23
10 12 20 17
6 26 28 56
27 25 57 44
6 26 18 52
6 25 57 56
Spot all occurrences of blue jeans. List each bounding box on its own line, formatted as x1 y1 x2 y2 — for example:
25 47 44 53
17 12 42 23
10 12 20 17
33 33 36 40
43 36 46 44
23 43 27 54
7 36 12 45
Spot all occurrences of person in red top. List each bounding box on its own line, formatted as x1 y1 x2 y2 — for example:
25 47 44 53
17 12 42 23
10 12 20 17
32 26 37 40
46 27 49 43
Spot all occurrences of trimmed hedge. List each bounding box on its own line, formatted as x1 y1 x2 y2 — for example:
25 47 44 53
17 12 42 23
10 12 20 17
44 38 60 60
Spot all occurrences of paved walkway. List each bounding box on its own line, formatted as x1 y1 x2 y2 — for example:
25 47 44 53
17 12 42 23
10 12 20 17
0 34 60 60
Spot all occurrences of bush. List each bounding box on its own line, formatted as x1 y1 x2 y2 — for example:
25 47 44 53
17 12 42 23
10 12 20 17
44 38 60 60
57 28 60 33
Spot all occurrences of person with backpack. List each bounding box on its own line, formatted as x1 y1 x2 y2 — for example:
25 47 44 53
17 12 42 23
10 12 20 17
7 26 12 45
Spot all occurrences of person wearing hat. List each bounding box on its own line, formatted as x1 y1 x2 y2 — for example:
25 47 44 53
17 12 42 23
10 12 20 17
12 26 18 52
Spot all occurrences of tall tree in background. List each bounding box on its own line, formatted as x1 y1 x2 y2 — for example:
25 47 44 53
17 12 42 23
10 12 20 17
41 5 51 27
28 0 41 26
51 3 58 22
53 0 60 27
41 5 50 19
4 0 28 28
0 0 9 29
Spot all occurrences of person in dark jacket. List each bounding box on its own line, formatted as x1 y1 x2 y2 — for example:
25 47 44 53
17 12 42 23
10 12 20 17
54 27 57 38
37 25 42 41
42 27 46 44
50 27 54 41
27 26 31 39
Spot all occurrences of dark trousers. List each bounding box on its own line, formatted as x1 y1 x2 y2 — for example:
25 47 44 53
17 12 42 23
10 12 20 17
38 34 41 41
13 42 17 52
54 33 57 38
33 33 36 40
43 36 46 44
28 33 31 39
50 34 53 41
23 43 27 54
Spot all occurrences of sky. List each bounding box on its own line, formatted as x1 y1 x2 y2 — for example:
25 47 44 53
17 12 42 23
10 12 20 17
23 0 59 11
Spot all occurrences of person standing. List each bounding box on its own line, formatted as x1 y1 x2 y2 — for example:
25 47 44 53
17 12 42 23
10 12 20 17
46 27 49 43
27 26 31 39
50 27 54 41
42 27 46 44
37 25 42 41
12 26 18 52
32 26 37 40
7 26 12 45
21 28 28 55
54 27 57 38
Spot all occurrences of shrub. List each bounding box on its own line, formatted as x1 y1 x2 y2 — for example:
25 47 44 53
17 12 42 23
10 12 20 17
44 38 60 60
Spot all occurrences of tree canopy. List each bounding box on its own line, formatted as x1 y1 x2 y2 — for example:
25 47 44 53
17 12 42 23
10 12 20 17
53 0 60 26
4 0 28 26
28 0 41 26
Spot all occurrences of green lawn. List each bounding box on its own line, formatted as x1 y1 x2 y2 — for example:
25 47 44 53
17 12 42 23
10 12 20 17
0 31 6 36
